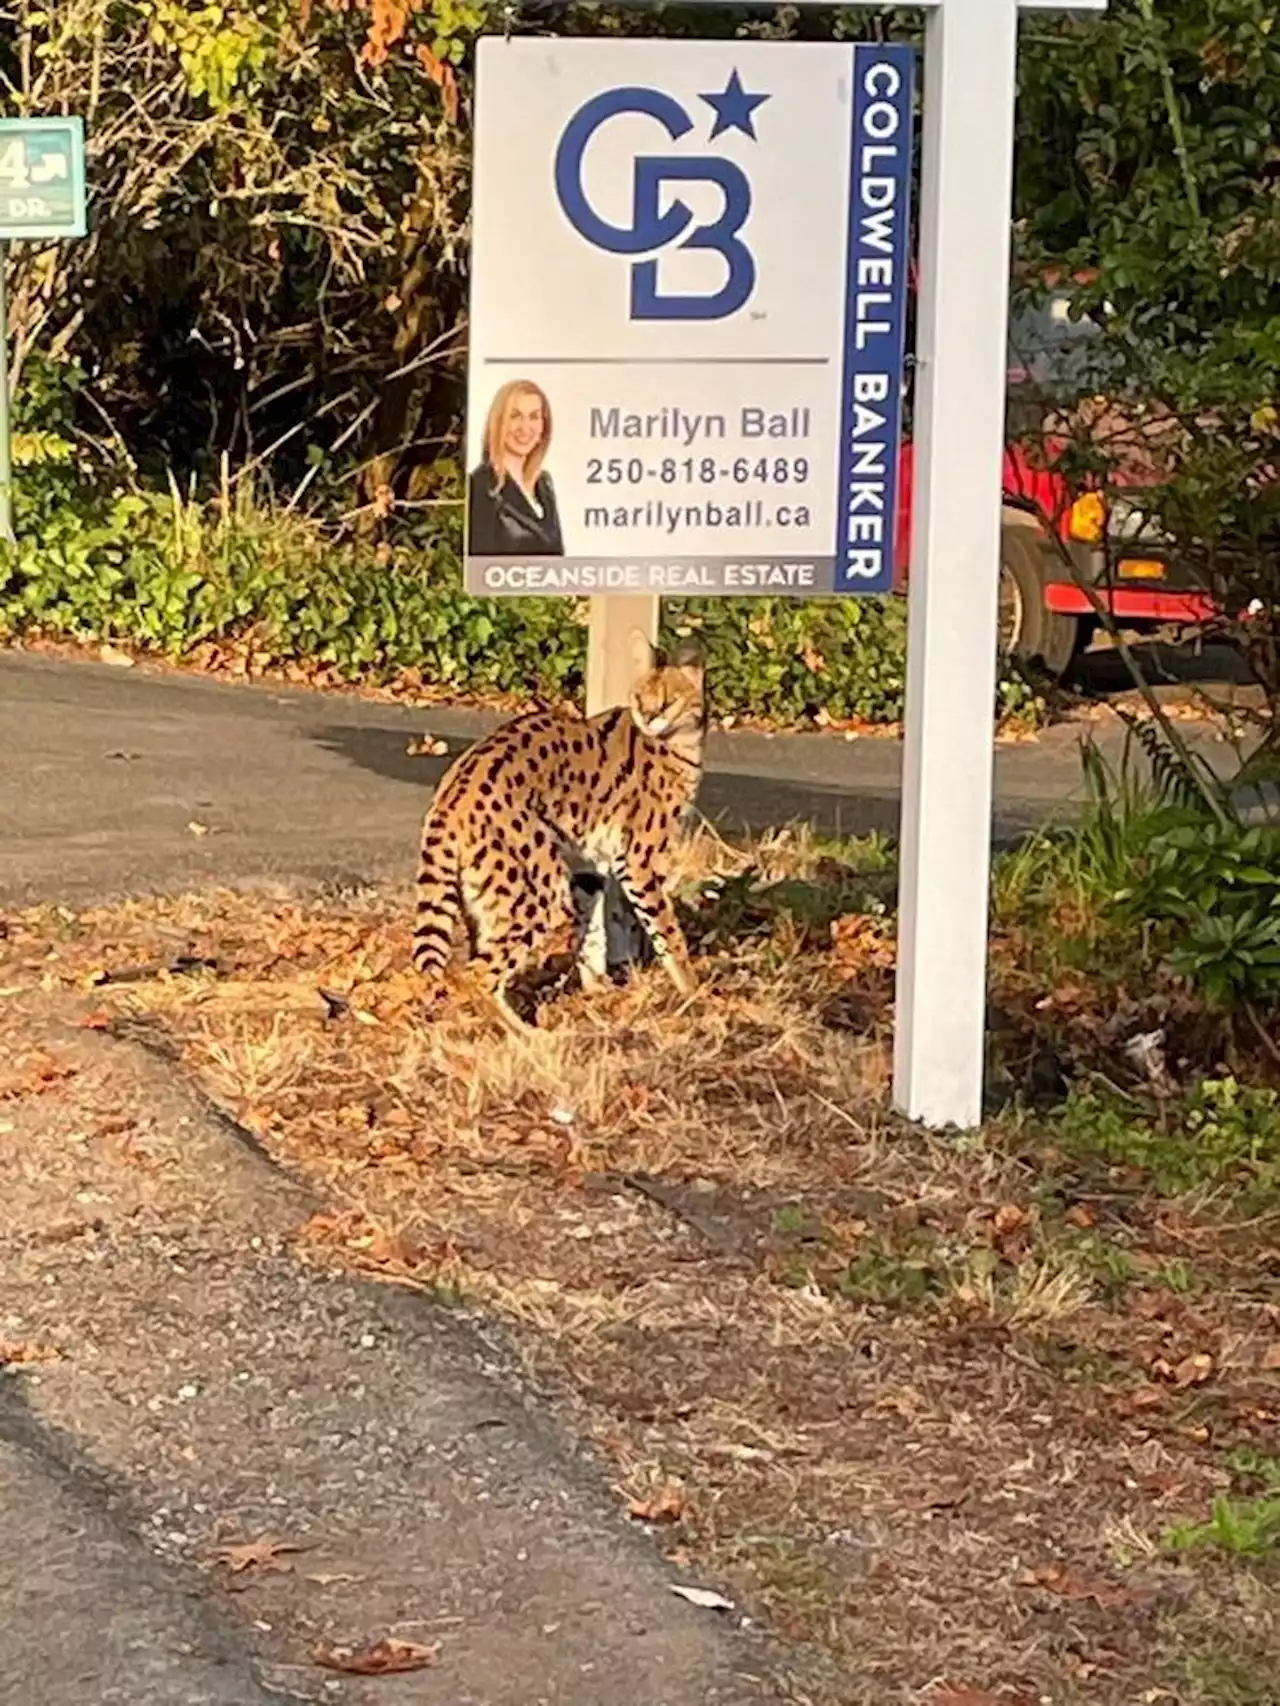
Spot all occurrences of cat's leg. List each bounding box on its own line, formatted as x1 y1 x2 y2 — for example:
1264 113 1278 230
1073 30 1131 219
615 842 696 997
468 844 578 1026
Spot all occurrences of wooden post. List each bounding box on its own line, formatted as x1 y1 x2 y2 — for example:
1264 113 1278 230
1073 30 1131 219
585 594 660 715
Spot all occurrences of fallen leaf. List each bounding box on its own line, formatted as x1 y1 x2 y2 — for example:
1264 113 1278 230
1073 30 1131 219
317 988 350 1021
993 1203 1029 1237
628 1484 686 1525
1114 1384 1166 1415
1175 1352 1215 1388
668 1584 734 1612
0 1050 75 1099
213 1535 308 1575
406 735 450 757
77 1011 114 1032
927 1688 1007 1706
0 1339 60 1368
306 1572 364 1587
313 1637 440 1675
1066 1204 1097 1229
1021 1564 1143 1607
1154 1352 1215 1389
187 820 210 838
98 643 135 668
1262 1342 1280 1372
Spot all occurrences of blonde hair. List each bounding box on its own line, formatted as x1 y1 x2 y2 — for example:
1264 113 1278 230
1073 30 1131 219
483 380 552 492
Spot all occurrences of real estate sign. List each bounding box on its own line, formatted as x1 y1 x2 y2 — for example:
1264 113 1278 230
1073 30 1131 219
464 38 914 599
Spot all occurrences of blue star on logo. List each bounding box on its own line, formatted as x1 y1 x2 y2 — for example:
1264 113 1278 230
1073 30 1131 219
699 69 770 141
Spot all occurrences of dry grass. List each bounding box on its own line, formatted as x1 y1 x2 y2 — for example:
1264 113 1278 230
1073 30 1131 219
3 830 1278 1705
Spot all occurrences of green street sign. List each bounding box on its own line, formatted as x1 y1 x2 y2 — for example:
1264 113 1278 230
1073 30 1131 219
0 117 87 240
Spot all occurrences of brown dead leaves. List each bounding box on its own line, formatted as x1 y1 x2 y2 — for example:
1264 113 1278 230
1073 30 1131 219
294 1208 453 1287
0 1338 60 1368
830 913 895 970
1020 1564 1148 1609
313 1636 440 1675
0 1049 75 1101
405 734 449 758
627 1483 687 1526
213 1535 309 1576
929 1687 1029 1706
1153 1350 1216 1388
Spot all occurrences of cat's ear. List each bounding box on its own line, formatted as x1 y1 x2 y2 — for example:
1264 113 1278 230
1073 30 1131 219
669 635 705 683
628 629 657 680
669 635 704 668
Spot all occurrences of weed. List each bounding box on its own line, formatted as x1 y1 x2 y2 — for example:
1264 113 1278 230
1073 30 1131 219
1165 1494 1280 1558
1225 1447 1280 1496
993 732 1280 1029
1053 1078 1280 1202
947 1245 1095 1326
772 1202 823 1241
1061 1230 1138 1298
1150 1257 1204 1296
834 1235 942 1307
1176 1650 1279 1706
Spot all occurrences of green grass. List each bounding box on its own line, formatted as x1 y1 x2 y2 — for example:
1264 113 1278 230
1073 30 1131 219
1052 1078 1280 1203
1166 1451 1280 1562
1177 1648 1280 1706
833 1234 943 1307
1166 1495 1280 1558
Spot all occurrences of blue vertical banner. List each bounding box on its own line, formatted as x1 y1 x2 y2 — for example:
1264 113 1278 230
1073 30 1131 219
834 43 916 595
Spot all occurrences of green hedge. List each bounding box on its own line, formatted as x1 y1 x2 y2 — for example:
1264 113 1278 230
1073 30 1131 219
0 461 1027 726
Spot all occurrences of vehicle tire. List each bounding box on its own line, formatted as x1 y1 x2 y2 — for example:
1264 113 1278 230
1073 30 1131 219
999 522 1082 677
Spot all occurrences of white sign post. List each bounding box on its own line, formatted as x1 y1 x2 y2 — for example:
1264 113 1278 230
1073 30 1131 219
890 0 1105 1130
466 0 1107 1133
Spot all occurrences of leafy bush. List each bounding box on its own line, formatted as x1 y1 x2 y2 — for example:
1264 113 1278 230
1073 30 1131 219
2 426 1049 725
1055 1077 1280 1200
1 367 1039 724
1077 734 1280 1015
0 470 586 700
666 596 909 725
999 729 1280 1024
1112 817 1280 1012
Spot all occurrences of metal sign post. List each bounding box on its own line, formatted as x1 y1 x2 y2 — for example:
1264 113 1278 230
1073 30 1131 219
0 117 88 545
0 253 12 545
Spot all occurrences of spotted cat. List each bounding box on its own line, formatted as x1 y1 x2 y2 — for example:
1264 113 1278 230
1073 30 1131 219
411 639 705 1018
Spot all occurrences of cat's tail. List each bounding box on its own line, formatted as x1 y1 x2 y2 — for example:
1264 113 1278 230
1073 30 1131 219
411 825 462 979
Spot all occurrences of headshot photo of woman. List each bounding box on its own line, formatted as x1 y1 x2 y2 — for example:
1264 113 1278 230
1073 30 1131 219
467 379 565 556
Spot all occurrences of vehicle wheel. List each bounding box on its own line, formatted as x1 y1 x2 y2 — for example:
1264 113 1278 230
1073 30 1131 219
999 523 1082 677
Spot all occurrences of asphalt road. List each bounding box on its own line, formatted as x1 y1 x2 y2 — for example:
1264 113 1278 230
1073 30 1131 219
0 649 1194 907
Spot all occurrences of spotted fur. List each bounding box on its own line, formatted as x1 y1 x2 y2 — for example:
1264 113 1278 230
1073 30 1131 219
411 640 705 1017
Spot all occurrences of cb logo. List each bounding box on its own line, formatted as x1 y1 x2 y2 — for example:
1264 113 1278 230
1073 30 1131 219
553 72 769 322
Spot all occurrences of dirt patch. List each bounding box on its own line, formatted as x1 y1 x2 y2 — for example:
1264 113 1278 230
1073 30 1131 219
3 839 1277 1704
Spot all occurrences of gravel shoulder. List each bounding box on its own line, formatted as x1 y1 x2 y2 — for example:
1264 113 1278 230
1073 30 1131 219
0 995 773 1704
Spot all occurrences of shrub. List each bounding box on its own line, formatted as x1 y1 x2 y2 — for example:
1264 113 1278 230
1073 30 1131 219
0 453 927 724
1055 1077 1280 1201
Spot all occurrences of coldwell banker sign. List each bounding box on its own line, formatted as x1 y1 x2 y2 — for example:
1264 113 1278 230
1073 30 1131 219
465 37 914 598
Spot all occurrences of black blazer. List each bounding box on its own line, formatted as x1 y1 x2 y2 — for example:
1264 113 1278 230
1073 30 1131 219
467 464 564 556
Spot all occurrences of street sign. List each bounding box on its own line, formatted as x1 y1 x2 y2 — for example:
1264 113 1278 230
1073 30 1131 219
0 117 89 545
0 118 87 240
465 38 914 600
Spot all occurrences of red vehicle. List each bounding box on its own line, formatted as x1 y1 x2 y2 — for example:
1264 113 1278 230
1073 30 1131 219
892 291 1217 674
